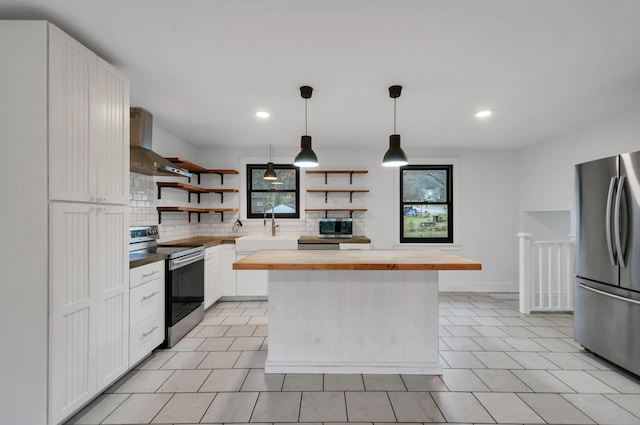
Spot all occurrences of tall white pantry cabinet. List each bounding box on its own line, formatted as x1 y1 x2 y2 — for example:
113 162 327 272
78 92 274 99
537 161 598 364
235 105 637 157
0 21 130 425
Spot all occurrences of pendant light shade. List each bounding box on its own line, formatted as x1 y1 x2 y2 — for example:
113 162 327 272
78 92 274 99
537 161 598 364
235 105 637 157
294 135 318 167
263 144 277 180
382 134 408 167
294 86 319 168
382 85 409 167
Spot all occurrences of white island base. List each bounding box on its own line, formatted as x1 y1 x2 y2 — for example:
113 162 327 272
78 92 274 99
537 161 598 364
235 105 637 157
266 270 441 375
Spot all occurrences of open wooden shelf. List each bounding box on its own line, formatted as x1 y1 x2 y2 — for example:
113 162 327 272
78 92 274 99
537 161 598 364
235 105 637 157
305 208 368 218
156 206 238 223
306 170 368 174
306 169 368 184
165 157 209 173
165 158 238 184
156 182 239 203
307 189 369 203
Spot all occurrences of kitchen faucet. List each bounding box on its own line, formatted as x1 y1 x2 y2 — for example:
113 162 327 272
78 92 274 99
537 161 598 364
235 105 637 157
263 202 279 236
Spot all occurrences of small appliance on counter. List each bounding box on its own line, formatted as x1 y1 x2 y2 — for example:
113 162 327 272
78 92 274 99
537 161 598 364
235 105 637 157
318 218 353 238
129 226 205 347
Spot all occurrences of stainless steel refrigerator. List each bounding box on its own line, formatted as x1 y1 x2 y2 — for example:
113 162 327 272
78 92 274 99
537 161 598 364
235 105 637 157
575 150 640 375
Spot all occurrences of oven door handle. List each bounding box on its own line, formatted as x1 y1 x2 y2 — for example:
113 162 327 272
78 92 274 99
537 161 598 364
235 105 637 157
169 252 205 270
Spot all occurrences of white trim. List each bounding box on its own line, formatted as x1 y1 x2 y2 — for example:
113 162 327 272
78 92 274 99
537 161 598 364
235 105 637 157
265 361 442 375
239 156 306 223
393 157 461 246
439 281 518 292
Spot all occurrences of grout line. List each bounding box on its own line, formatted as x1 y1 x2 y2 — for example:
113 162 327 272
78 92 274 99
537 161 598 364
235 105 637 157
385 390 399 422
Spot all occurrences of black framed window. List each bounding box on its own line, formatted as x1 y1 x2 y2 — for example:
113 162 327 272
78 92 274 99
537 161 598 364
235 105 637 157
400 165 453 243
246 164 300 219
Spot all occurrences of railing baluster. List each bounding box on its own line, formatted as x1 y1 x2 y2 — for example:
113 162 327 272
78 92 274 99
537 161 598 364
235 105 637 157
519 237 574 314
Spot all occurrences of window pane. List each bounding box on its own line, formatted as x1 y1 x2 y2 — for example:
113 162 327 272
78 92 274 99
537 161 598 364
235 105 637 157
247 164 300 219
250 192 297 215
251 167 297 190
402 204 449 239
402 169 448 202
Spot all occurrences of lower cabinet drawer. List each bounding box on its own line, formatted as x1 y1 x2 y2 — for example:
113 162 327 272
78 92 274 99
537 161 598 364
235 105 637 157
130 278 164 324
129 310 165 366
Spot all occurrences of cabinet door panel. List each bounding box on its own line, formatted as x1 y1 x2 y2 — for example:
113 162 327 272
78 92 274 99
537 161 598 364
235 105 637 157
212 246 223 303
94 58 130 205
49 202 96 424
48 24 96 202
95 205 130 388
221 244 237 296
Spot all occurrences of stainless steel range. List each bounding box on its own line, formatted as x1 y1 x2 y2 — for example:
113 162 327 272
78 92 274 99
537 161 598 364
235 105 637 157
129 226 205 347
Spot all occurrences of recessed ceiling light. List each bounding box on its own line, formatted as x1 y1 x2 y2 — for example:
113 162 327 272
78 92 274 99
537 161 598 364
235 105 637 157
256 111 270 118
475 110 493 118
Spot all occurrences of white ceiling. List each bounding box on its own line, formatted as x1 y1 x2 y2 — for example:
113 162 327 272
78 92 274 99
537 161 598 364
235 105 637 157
3 0 640 151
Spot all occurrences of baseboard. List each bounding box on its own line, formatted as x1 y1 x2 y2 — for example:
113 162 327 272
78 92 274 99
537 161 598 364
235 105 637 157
438 281 518 293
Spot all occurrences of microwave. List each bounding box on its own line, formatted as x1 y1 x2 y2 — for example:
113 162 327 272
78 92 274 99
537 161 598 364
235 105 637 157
319 218 353 238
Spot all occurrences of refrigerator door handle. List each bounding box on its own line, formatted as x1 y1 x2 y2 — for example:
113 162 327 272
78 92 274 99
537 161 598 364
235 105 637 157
614 175 626 268
578 283 640 305
606 176 618 266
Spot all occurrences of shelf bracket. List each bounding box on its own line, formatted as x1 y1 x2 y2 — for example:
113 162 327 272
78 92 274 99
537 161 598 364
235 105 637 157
186 211 202 223
197 193 201 204
350 171 354 184
219 192 224 204
157 186 162 200
324 172 328 185
219 211 225 222
350 210 353 218
324 191 328 203
212 172 225 185
324 210 328 218
350 191 353 203
187 172 201 185
158 211 163 224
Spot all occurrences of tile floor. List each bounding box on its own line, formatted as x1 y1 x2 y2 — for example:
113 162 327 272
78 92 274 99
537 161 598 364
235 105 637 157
66 293 640 425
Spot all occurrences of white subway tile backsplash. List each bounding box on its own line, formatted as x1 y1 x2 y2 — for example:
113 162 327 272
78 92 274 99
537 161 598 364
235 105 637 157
129 171 366 239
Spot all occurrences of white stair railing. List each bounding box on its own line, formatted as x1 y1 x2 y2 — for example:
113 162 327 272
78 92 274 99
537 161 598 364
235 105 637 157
518 233 574 314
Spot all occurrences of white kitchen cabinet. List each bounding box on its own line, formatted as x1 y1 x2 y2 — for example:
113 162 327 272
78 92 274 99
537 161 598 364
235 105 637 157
49 202 129 424
339 243 371 250
0 21 130 425
48 25 129 205
220 243 237 297
235 253 268 296
205 245 223 308
129 261 165 366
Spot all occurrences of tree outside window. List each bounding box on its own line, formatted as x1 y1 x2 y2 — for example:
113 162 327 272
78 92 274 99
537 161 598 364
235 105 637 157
400 165 453 243
246 164 300 219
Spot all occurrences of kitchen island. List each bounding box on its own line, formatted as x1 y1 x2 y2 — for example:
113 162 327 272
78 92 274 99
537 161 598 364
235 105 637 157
234 250 481 375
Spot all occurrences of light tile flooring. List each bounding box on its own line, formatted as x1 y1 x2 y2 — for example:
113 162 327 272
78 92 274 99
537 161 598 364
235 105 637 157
66 293 640 425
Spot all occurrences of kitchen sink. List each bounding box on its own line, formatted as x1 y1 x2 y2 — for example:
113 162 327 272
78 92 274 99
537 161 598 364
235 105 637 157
235 235 299 252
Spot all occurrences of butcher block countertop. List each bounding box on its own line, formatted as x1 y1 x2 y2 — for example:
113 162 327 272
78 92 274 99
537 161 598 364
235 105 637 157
129 252 167 269
160 236 240 248
233 249 482 271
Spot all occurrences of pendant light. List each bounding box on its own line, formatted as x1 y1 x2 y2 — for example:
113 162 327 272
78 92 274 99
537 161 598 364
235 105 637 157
294 85 319 167
382 85 409 167
263 144 277 180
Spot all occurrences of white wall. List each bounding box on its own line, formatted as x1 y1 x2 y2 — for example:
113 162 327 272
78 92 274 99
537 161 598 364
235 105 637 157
193 145 521 291
518 107 640 220
129 123 204 241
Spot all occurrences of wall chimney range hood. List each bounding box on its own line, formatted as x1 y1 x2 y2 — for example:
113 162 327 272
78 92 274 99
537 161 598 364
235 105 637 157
130 107 192 177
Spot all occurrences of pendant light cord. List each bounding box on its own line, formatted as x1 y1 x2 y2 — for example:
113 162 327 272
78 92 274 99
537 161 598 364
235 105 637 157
394 98 397 134
305 98 308 135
